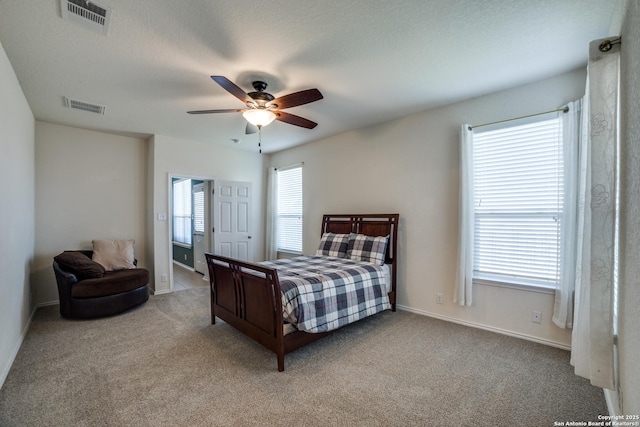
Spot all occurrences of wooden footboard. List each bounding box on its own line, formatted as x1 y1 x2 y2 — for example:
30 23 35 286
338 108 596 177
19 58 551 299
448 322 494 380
205 253 330 371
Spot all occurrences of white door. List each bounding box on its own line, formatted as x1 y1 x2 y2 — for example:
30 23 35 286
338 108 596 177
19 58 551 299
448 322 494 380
212 181 252 261
193 233 205 273
192 183 206 274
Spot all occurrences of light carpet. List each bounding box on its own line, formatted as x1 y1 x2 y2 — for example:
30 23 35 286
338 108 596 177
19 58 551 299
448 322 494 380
0 287 606 426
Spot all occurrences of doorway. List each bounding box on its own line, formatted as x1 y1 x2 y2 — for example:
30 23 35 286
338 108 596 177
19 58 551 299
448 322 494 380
169 176 211 291
168 176 253 291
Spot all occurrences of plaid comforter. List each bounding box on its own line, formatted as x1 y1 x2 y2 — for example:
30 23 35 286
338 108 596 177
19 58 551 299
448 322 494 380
260 256 391 333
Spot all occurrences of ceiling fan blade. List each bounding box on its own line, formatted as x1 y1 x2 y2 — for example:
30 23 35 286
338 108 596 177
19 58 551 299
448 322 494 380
211 76 252 104
245 123 258 134
187 109 244 114
275 111 318 129
270 88 323 110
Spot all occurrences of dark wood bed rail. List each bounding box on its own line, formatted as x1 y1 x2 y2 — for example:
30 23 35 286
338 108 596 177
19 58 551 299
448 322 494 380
206 213 400 371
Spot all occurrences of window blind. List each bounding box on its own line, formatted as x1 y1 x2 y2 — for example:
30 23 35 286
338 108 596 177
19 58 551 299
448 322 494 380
472 115 563 288
173 179 192 245
193 185 204 233
277 166 303 253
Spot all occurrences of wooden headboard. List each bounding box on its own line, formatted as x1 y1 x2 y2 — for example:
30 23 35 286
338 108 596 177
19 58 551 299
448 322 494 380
321 214 399 263
321 214 400 309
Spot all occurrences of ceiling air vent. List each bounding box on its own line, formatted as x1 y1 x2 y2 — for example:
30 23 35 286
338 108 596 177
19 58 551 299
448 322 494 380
60 0 112 35
64 97 106 115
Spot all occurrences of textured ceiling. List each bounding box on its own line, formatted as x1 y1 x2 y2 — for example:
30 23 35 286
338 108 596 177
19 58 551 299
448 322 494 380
0 0 620 153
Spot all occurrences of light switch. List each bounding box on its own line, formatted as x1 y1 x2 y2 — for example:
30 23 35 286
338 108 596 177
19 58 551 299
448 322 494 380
157 212 167 221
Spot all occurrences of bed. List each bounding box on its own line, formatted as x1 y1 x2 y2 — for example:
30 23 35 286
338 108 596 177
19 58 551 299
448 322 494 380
205 213 399 371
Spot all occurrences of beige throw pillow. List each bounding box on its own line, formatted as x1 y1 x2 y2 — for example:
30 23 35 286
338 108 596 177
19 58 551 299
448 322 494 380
92 239 136 271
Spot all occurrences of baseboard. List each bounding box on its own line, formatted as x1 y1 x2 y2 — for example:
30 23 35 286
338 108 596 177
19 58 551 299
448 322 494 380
397 304 571 351
172 260 194 271
37 300 59 307
0 304 38 390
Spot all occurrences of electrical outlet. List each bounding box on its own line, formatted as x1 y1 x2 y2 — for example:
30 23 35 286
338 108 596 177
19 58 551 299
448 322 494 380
161 274 168 282
436 293 443 304
531 310 542 324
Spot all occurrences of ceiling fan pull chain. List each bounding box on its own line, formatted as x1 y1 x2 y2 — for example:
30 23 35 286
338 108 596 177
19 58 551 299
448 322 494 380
258 125 262 153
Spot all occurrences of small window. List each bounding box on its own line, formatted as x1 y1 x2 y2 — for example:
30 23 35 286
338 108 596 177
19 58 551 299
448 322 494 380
277 166 303 254
471 114 565 288
193 184 205 233
173 179 192 246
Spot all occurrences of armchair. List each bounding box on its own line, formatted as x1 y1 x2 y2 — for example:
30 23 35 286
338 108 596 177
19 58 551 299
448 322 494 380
53 250 149 319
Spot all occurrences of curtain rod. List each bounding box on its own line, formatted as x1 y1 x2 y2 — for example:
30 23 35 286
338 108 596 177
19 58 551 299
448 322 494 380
274 161 304 171
468 106 569 131
599 37 621 52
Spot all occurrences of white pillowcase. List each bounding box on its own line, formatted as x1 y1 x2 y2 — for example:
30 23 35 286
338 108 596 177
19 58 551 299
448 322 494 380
92 239 136 271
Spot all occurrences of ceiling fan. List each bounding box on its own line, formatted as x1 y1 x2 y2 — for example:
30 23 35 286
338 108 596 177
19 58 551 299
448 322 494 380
188 76 323 136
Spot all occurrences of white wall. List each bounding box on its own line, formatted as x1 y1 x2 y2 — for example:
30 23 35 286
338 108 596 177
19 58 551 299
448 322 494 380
33 122 148 304
270 68 587 348
31 123 267 301
0 41 35 387
618 0 640 415
149 135 267 294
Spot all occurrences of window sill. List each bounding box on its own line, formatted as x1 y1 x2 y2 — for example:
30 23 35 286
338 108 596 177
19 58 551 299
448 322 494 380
277 250 303 258
172 242 193 249
473 278 556 295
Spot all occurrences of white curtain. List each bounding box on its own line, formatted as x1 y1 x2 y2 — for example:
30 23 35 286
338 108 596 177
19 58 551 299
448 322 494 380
264 167 279 260
570 37 620 390
552 99 581 329
454 125 474 306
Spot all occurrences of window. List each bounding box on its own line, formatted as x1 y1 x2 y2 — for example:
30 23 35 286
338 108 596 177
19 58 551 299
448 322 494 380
173 179 192 246
276 165 303 254
193 183 205 234
471 113 564 289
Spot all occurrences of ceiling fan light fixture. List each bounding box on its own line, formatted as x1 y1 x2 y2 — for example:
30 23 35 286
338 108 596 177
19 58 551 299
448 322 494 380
243 109 276 127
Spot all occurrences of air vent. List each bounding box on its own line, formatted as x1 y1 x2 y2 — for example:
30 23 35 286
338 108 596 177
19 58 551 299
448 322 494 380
60 0 112 35
64 97 106 115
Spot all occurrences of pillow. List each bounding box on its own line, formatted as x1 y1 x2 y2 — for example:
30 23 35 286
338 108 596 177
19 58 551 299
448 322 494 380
54 251 105 280
347 234 389 265
92 239 136 271
316 232 350 258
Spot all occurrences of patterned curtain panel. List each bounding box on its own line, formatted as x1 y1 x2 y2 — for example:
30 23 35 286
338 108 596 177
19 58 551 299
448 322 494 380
571 37 621 390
